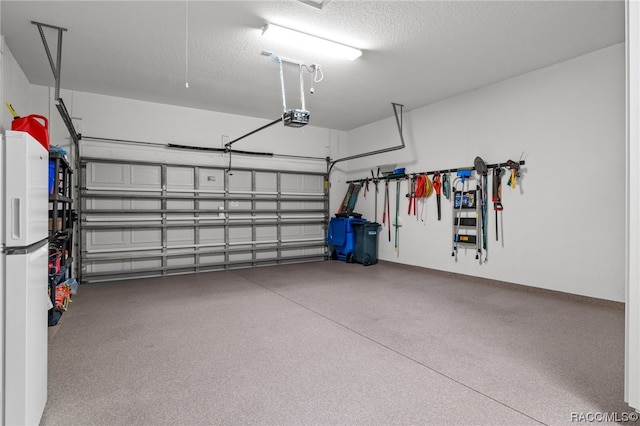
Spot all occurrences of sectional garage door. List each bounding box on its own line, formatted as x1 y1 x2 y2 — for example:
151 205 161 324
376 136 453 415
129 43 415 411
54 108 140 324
79 158 328 282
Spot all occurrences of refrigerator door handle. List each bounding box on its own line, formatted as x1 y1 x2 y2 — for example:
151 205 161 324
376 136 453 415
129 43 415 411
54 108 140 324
11 197 22 240
4 238 49 255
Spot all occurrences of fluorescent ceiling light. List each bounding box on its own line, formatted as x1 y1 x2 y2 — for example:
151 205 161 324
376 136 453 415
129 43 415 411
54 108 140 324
262 23 362 61
297 0 331 9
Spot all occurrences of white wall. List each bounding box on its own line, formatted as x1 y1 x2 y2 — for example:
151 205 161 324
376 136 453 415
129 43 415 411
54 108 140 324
339 43 626 302
39 89 340 174
1 39 35 133
2 38 340 174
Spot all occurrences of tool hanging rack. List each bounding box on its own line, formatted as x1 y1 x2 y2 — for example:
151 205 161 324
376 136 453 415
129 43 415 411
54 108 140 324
345 159 525 185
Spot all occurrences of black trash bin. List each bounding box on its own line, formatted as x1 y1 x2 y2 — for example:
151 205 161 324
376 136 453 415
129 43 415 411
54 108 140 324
352 222 381 266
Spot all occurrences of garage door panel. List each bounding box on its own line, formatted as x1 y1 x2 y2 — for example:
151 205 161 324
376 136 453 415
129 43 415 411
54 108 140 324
199 200 224 210
167 228 195 244
255 201 277 210
198 169 224 191
89 229 127 247
281 174 303 193
87 198 129 210
167 255 196 268
256 251 277 260
229 200 251 212
255 172 277 192
303 175 324 193
303 246 324 256
280 201 302 210
131 199 162 210
131 229 162 245
130 165 161 188
87 258 165 274
280 247 303 258
200 228 225 244
228 171 252 192
229 252 252 263
167 166 195 188
256 226 277 242
167 199 195 210
90 163 127 186
86 228 163 252
303 224 324 238
200 253 225 265
229 227 251 242
281 225 303 238
87 259 132 274
279 201 324 210
282 224 324 239
81 160 327 282
254 200 278 219
133 259 163 270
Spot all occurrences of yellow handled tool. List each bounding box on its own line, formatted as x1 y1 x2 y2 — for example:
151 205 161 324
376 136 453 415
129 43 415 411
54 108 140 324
506 160 519 189
5 103 19 118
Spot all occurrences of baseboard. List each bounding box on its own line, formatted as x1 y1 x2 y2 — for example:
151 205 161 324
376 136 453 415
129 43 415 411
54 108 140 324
378 260 624 310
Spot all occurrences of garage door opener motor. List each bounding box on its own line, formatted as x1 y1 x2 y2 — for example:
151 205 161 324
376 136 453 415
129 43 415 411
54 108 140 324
262 51 322 127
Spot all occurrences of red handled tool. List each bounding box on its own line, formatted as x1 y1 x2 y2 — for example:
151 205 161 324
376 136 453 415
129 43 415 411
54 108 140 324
407 176 417 216
432 172 442 221
382 179 391 242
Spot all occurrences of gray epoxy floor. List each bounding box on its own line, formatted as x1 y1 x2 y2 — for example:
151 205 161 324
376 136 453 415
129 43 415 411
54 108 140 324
42 261 632 425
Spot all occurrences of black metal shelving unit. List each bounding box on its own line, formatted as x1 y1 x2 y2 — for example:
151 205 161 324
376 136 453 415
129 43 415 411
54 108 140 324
48 151 75 325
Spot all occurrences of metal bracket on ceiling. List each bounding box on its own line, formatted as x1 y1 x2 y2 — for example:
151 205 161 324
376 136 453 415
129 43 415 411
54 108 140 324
31 21 80 144
31 21 66 100
261 51 311 128
327 102 407 174
223 51 316 152
391 102 406 148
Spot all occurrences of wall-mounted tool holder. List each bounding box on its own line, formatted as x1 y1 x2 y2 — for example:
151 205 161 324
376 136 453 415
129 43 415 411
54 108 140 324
346 159 525 185
343 157 526 265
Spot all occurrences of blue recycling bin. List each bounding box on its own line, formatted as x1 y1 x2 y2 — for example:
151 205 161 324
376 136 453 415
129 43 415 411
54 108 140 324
328 216 366 262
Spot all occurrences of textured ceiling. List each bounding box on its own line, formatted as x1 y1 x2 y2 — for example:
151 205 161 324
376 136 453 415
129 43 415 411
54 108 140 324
1 1 625 131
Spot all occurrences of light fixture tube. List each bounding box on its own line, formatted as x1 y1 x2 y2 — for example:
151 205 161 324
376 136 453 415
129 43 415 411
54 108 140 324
262 23 362 61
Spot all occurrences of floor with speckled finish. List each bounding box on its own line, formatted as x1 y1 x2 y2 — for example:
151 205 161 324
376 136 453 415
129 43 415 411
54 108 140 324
43 261 632 425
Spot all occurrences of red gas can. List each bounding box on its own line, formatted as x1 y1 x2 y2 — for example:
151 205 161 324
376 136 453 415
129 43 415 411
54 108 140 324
11 114 50 150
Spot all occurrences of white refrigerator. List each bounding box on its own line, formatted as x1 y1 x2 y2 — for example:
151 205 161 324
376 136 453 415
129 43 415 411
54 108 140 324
1 130 49 426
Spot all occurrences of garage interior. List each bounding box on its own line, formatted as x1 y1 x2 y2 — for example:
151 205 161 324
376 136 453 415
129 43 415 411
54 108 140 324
1 1 639 425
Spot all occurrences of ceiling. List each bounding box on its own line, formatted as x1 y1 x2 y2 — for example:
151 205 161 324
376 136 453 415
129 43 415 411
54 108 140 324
1 1 625 131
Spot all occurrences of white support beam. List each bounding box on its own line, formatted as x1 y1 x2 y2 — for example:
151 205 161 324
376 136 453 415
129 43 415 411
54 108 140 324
626 0 640 412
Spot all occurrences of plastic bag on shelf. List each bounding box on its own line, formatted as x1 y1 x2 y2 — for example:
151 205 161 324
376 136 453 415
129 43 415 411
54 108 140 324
63 278 79 295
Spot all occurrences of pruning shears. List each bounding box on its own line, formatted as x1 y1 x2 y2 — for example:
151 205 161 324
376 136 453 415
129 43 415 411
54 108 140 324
432 172 442 220
407 175 417 216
